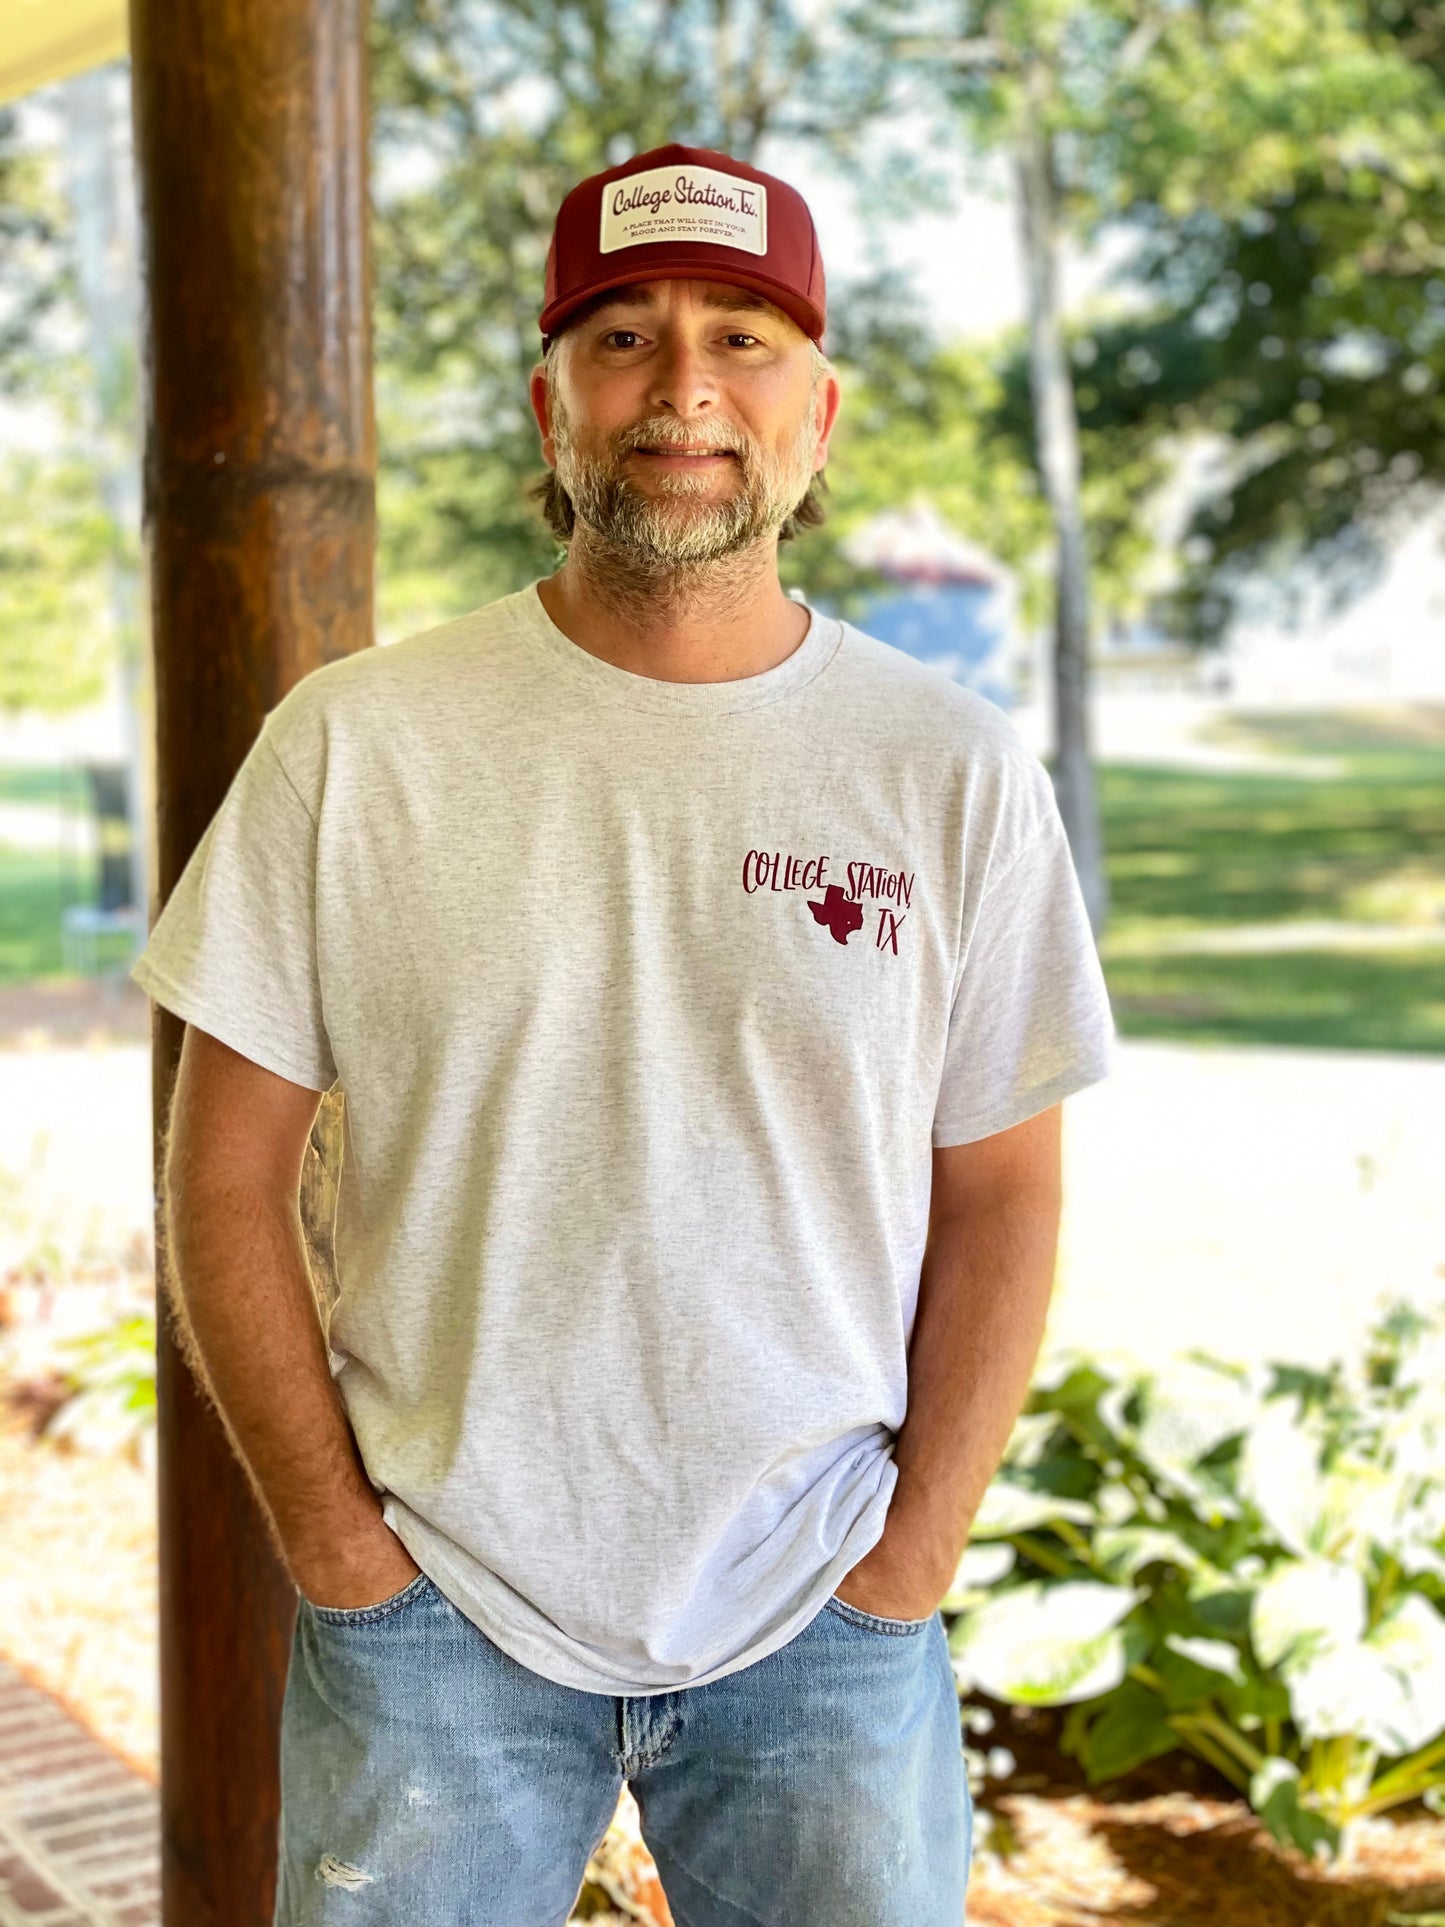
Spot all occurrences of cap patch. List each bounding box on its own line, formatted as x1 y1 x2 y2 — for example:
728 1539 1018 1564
598 165 768 257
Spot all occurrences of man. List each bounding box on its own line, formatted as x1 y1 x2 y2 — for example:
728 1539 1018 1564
132 143 1115 1926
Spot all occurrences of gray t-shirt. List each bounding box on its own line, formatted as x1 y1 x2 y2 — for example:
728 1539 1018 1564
131 581 1116 1695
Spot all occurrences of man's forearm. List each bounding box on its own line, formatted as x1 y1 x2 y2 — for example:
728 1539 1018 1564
885 1183 1063 1595
164 1176 391 1586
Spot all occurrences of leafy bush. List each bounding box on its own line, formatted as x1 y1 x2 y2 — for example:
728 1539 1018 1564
944 1297 1445 1863
1 1147 156 1465
43 1311 156 1466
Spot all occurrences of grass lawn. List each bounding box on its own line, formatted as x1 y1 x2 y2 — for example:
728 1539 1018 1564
0 766 90 810
1100 946 1445 1052
0 766 113 982
1093 708 1445 1054
0 846 101 982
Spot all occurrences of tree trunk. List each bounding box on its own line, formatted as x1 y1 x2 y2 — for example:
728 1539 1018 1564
128 0 375 1917
1014 51 1109 936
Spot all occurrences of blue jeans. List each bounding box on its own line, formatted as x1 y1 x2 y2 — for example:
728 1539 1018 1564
273 1569 973 1925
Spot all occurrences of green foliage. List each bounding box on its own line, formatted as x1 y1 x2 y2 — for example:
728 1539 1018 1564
795 294 1044 620
1 0 1435 690
1099 944 1445 1055
0 453 116 714
43 1312 156 1464
810 284 1176 633
0 103 132 717
840 0 1445 645
1028 0 1444 644
947 1298 1445 1862
0 104 73 400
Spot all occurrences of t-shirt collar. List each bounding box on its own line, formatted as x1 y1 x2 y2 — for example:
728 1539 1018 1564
517 579 841 716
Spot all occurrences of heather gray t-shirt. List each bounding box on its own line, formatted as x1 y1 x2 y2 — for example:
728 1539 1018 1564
131 581 1116 1695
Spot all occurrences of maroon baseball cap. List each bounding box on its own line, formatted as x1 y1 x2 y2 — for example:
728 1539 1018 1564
540 143 826 347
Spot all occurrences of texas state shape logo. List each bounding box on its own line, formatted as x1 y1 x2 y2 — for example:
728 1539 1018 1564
807 883 864 946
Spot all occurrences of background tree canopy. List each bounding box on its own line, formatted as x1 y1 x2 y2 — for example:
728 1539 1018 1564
882 0 1445 645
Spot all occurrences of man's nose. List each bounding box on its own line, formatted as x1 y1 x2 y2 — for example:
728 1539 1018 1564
646 336 718 417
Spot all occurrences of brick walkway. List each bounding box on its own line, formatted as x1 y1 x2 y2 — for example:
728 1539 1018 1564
0 1659 158 1926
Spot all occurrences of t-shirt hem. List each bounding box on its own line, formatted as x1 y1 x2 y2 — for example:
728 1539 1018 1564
383 1469 896 1695
130 955 338 1092
421 1569 844 1698
931 1053 1114 1148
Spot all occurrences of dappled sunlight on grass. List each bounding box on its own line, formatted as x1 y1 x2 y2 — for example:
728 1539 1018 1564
1098 711 1445 1052
1101 949 1445 1053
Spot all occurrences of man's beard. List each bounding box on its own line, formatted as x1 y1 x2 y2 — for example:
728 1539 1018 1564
548 387 819 571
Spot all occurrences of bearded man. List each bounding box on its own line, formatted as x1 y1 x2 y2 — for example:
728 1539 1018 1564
131 143 1116 1926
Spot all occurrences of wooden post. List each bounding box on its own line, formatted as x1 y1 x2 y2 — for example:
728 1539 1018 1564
127 1 375 1917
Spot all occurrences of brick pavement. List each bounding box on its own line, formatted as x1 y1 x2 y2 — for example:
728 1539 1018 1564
0 1659 158 1927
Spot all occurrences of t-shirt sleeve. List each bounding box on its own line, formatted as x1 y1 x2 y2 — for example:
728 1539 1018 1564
931 751 1116 1147
129 716 338 1091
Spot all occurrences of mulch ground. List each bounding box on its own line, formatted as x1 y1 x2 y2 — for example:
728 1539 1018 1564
0 976 150 1051
959 1698 1445 1927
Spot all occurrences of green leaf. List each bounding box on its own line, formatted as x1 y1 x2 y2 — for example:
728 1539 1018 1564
1002 1412 1061 1471
1076 1678 1181 1784
1093 1525 1206 1582
1251 1559 1365 1673
969 1482 1097 1539
1250 1756 1341 1864
943 1541 1018 1610
1289 1594 1445 1753
1134 1360 1259 1482
948 1580 1141 1708
1164 1634 1249 1686
0 453 117 716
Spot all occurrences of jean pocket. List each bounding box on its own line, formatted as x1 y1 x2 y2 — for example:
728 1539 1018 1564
302 1569 435 1626
824 1593 935 1636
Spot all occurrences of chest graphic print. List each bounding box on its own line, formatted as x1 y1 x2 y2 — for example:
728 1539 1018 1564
741 848 914 956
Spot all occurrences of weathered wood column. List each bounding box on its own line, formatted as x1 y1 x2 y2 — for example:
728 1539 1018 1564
127 1 375 1917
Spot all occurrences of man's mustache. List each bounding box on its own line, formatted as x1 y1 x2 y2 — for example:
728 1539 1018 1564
614 419 750 460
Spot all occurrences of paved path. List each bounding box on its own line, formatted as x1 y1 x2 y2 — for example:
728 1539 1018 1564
0 1660 157 1927
1104 918 1445 953
1048 1036 1445 1374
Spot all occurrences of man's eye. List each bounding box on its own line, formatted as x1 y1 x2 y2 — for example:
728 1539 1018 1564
603 330 644 349
725 333 761 348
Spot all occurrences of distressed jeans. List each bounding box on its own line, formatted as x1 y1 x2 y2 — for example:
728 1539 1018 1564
272 1568 973 1926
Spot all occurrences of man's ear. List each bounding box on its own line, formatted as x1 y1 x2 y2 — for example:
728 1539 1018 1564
529 363 556 466
811 366 842 473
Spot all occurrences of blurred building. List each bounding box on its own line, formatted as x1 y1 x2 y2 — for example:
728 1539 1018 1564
839 500 1024 711
1220 500 1445 705
1085 614 1231 698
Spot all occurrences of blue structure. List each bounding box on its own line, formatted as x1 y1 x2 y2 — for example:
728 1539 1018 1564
854 583 1015 712
824 501 1021 713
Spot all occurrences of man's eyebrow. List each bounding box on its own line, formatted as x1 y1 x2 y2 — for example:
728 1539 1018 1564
584 283 786 322
587 283 658 314
696 286 785 318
